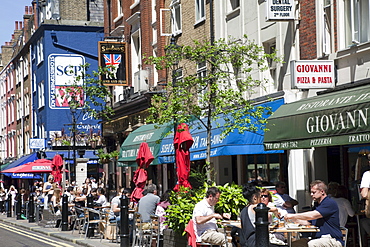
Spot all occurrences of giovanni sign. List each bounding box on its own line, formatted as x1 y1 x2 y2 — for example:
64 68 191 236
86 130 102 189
264 85 370 150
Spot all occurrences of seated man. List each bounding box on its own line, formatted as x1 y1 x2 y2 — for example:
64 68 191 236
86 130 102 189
192 187 230 246
138 184 160 223
274 181 298 215
285 180 343 247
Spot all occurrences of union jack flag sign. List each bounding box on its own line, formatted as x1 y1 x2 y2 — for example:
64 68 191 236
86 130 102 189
103 54 122 71
98 41 127 86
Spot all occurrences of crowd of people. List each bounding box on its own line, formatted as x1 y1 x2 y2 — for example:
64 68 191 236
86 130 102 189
190 179 357 247
0 172 365 247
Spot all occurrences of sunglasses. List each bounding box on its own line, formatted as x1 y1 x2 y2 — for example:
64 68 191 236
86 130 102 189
260 195 269 198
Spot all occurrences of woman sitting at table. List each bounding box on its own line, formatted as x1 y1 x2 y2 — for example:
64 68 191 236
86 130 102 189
240 184 286 247
94 188 107 207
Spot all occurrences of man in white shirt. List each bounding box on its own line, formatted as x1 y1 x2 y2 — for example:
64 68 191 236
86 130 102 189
192 187 230 246
274 181 298 216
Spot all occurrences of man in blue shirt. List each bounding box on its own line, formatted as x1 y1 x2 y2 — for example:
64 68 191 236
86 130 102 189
285 180 343 247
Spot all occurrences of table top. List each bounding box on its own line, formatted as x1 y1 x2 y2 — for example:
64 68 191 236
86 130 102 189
220 220 241 228
271 226 320 233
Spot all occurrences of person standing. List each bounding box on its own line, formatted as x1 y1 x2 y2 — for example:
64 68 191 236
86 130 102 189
192 187 230 246
138 184 160 223
285 180 343 247
274 181 298 215
360 167 370 247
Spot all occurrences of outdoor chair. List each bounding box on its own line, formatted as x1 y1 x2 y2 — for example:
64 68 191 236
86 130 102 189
84 207 105 239
132 212 151 247
71 206 85 236
149 215 162 247
101 210 118 242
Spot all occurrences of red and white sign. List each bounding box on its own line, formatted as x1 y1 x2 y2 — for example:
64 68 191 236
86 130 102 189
291 60 335 89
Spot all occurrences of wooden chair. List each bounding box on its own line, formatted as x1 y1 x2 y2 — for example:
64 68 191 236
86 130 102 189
132 212 151 247
149 215 162 247
101 210 118 243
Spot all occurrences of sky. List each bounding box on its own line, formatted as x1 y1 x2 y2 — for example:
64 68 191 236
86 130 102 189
0 1 32 46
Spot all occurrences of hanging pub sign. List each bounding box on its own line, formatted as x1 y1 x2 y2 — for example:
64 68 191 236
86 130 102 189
98 41 128 86
291 60 335 89
266 0 295 21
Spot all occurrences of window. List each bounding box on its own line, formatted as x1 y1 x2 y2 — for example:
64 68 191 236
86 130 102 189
321 0 332 55
263 41 277 85
170 0 182 35
228 0 240 12
195 0 205 23
37 37 44 64
38 81 45 108
117 0 122 17
246 154 284 185
345 0 370 46
197 62 207 108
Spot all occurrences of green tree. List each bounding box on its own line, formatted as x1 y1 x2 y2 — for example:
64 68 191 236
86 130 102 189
146 35 280 180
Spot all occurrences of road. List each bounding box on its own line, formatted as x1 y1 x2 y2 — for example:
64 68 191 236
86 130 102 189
0 222 79 247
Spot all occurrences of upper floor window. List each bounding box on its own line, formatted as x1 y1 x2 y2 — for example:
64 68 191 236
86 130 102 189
170 0 182 35
228 0 240 12
37 37 44 65
195 0 205 23
117 0 122 17
345 0 370 46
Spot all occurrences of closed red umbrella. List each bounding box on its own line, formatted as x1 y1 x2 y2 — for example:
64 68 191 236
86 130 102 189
131 142 154 202
173 123 193 192
51 154 63 185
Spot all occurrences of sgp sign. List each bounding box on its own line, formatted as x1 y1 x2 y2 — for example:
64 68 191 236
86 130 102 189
266 0 295 21
291 60 335 89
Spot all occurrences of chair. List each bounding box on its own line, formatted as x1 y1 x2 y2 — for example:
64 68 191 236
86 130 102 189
48 203 62 228
149 215 162 247
100 210 118 243
132 212 151 247
184 219 215 247
341 226 348 247
84 207 105 239
71 206 85 236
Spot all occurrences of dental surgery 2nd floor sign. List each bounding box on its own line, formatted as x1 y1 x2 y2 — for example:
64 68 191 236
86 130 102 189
48 54 85 109
266 0 295 21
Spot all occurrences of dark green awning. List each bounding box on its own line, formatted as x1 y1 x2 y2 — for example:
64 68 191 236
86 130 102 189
118 123 172 166
264 84 370 150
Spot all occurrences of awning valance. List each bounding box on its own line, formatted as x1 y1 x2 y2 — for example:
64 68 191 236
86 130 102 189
264 85 370 150
158 99 285 163
118 123 172 166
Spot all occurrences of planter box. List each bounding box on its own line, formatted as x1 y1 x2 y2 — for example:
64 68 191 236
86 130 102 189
163 229 188 247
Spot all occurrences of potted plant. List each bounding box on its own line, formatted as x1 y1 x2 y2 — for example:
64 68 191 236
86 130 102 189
97 149 110 163
163 182 246 246
109 150 120 160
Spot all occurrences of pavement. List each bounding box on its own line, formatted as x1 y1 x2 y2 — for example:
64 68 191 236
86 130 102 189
0 213 122 247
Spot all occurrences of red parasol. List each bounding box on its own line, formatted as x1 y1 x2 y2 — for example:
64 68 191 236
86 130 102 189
131 142 154 202
1 159 53 173
51 154 63 185
173 123 193 192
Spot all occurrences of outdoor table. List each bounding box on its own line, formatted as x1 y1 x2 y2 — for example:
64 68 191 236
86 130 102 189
271 226 320 247
220 220 241 228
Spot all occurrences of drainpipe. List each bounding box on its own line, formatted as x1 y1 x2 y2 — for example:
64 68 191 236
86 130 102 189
210 0 214 45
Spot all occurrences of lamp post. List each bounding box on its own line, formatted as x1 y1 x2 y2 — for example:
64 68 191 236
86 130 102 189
166 35 180 184
69 99 78 182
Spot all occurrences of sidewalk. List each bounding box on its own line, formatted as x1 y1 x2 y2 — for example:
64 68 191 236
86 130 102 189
0 213 121 247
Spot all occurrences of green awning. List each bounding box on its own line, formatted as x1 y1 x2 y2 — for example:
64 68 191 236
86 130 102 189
118 123 172 167
264 84 370 150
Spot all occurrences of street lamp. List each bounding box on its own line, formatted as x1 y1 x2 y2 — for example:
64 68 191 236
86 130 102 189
166 35 181 185
69 98 78 182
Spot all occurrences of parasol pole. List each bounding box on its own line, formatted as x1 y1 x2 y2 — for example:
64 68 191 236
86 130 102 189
62 159 66 193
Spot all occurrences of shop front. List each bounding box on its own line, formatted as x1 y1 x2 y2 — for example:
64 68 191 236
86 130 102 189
158 98 287 188
264 83 370 211
118 123 173 191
